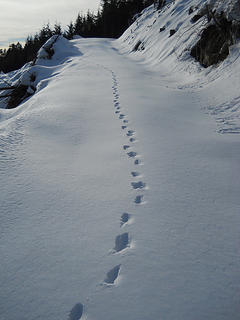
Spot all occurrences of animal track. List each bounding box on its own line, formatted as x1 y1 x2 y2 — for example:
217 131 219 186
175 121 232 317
98 69 147 310
114 233 129 252
68 303 83 320
131 181 146 189
131 171 140 177
127 151 137 158
135 195 144 204
120 213 130 227
78 67 148 319
126 130 135 137
104 265 121 284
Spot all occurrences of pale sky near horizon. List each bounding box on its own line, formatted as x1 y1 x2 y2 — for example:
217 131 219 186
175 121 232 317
0 0 100 49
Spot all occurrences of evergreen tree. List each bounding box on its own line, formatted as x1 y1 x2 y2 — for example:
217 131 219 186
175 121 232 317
65 22 75 39
74 14 84 35
0 0 155 73
53 23 62 35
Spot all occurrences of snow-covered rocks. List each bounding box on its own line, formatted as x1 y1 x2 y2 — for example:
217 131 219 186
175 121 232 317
0 36 82 109
119 0 240 69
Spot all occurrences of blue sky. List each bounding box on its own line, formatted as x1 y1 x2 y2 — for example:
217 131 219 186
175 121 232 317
0 0 100 48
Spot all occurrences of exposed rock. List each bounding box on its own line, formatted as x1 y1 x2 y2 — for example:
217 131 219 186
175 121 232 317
133 40 145 51
160 26 166 32
191 14 203 23
169 29 176 37
190 8 239 67
6 85 32 109
188 7 194 15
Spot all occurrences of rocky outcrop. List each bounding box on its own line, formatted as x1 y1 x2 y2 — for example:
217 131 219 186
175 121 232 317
190 2 240 67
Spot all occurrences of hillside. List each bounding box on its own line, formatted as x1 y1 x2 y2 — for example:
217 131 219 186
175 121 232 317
0 1 240 320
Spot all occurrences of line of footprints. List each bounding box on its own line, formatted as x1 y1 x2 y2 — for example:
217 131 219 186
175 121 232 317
68 69 147 320
104 70 147 285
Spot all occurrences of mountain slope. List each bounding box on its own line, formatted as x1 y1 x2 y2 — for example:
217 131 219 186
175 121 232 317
118 1 240 133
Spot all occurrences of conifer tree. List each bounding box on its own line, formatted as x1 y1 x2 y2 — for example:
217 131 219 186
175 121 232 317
65 22 75 39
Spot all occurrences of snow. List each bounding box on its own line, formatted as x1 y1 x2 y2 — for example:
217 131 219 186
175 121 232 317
1 2 240 320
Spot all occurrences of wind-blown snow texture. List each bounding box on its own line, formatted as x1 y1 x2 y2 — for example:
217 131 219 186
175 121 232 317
1 2 240 320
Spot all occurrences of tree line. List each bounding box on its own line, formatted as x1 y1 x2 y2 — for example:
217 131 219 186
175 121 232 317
0 0 158 73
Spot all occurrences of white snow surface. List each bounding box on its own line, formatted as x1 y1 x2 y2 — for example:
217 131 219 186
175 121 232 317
1 2 240 320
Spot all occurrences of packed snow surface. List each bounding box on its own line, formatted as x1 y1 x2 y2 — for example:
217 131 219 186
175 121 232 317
1 3 240 320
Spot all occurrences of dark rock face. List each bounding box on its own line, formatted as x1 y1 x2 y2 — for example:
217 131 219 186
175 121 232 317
190 13 233 67
191 14 203 23
7 85 31 109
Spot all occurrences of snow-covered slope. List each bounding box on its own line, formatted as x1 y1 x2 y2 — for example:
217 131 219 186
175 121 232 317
0 36 80 110
1 2 240 320
118 0 240 133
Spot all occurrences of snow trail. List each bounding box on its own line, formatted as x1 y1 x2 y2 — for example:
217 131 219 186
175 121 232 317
0 37 240 320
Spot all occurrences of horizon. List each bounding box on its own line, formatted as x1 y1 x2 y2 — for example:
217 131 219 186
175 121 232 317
0 0 100 49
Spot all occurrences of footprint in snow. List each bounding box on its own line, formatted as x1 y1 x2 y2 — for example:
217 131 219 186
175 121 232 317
126 130 135 137
120 213 131 227
123 145 130 150
134 159 141 165
129 137 136 143
127 151 137 158
68 303 83 320
131 181 146 189
113 233 129 252
131 171 140 177
135 195 144 204
104 265 121 284
119 114 125 119
122 125 127 130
